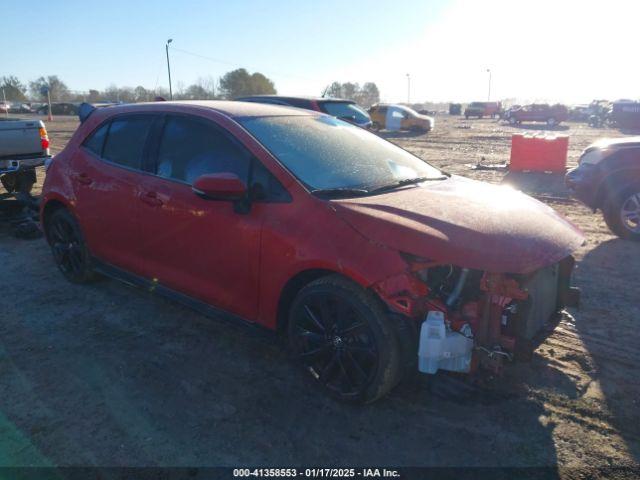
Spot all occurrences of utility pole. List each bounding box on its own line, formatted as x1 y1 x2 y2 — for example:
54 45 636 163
406 73 411 104
166 39 173 100
2 88 7 118
487 68 492 101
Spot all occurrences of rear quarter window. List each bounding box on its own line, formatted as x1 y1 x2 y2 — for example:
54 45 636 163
82 122 109 156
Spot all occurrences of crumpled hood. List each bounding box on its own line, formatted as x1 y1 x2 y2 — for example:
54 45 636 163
333 176 584 274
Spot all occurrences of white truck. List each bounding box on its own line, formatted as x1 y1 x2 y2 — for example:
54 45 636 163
0 118 51 196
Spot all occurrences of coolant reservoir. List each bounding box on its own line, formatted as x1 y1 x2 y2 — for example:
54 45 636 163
418 311 474 374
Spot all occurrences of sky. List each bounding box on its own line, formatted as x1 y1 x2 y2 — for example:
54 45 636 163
2 0 638 104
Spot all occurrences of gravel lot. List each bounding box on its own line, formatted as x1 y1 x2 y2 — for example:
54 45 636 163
0 112 638 477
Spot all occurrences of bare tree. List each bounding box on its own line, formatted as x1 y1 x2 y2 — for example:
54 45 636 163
28 75 70 101
0 76 27 101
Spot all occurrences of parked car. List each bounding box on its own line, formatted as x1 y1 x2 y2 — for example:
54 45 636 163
566 137 640 240
0 102 10 114
464 101 502 119
37 102 79 116
368 104 433 132
235 95 372 129
504 104 569 127
0 118 51 195
41 101 582 403
9 103 32 114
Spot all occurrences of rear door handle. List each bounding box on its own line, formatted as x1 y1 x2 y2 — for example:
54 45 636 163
73 173 92 185
140 191 163 207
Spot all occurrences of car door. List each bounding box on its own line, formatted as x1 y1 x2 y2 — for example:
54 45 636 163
70 114 156 272
133 113 264 320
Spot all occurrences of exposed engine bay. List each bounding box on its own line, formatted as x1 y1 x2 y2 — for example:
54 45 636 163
374 256 580 375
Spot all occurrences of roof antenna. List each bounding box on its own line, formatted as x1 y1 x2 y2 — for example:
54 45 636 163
321 85 329 98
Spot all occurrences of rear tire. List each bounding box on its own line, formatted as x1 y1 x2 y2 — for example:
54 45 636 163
508 116 518 125
547 117 558 127
371 121 382 131
603 182 640 241
45 208 98 283
288 275 402 403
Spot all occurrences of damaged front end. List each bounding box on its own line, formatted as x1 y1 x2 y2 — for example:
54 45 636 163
373 256 580 376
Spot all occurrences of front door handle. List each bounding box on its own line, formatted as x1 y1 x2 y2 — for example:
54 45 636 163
73 173 92 185
140 191 163 207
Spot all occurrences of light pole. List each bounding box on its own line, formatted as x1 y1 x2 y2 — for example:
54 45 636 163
166 39 173 100
406 73 411 104
486 68 492 101
1 88 7 118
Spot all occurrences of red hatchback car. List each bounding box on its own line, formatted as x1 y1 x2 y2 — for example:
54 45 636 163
41 101 584 403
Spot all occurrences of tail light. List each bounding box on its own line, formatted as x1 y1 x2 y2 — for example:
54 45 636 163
39 126 50 151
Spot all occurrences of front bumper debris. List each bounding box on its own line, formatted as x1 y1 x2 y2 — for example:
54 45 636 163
414 257 579 376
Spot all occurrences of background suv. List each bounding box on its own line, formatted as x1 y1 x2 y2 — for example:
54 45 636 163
235 95 372 128
464 101 502 119
566 137 640 240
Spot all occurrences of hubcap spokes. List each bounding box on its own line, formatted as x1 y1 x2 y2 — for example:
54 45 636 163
294 295 377 397
621 193 640 233
50 220 82 273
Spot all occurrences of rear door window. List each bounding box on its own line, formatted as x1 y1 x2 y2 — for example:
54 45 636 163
155 115 251 185
102 116 155 169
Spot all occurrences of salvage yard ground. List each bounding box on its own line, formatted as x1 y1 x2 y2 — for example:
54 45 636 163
0 113 638 477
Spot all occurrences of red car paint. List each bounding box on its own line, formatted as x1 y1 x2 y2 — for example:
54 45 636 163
41 101 583 336
333 175 583 275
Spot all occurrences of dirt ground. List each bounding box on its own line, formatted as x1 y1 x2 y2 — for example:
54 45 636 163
0 112 638 477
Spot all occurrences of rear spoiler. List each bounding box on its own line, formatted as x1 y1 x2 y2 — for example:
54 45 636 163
78 103 96 124
78 102 122 124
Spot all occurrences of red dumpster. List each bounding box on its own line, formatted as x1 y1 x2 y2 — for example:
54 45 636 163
509 134 569 173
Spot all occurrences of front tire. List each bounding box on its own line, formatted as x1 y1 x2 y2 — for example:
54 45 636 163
547 117 558 127
508 116 518 125
603 182 640 241
288 275 401 403
45 208 98 283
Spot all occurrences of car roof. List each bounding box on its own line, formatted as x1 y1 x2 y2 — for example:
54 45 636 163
90 100 315 119
236 95 354 104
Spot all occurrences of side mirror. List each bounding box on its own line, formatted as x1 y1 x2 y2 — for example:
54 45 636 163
192 173 247 201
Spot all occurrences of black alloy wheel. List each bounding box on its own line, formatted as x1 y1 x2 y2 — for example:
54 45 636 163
47 209 96 283
288 276 401 403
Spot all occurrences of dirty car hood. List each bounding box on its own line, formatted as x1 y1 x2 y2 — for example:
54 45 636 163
333 176 584 274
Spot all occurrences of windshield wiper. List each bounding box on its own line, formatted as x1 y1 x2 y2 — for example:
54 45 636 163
369 175 448 194
310 187 371 198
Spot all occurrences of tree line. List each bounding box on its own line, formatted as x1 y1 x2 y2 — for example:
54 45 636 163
1 71 380 107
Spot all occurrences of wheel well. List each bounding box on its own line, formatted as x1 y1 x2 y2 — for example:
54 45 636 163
276 269 336 333
594 169 640 209
41 200 68 238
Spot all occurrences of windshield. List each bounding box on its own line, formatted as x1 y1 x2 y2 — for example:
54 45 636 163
320 102 370 124
239 115 442 192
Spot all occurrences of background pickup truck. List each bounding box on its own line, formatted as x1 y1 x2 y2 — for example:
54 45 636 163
0 118 51 195
504 104 569 127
